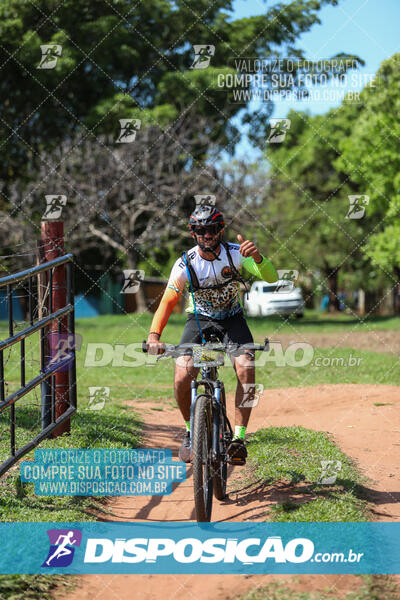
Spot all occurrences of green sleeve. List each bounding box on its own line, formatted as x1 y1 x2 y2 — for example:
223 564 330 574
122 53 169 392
242 254 278 283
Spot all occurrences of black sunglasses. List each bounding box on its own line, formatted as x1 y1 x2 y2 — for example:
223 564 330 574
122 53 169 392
192 225 222 236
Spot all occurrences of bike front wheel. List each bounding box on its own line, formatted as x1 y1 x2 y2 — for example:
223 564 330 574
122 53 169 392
213 455 227 500
192 394 214 522
213 384 228 500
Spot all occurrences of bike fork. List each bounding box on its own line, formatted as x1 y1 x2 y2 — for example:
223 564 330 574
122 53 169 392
212 382 221 461
190 380 197 450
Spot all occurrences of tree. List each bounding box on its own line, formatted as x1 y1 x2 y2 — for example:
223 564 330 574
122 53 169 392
0 209 33 274
14 117 232 310
255 103 375 310
0 0 353 193
1 0 363 315
337 53 400 293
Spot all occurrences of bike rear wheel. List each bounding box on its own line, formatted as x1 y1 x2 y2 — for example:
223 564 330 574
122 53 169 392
192 394 214 522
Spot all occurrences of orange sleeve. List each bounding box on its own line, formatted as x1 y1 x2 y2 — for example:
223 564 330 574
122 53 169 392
149 286 182 336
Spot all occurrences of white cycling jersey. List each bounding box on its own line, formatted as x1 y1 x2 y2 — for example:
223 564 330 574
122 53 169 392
167 243 243 319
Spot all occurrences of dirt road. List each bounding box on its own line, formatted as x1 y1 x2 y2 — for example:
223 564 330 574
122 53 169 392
58 384 400 600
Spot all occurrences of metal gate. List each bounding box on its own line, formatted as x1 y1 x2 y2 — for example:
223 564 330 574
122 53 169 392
0 254 77 476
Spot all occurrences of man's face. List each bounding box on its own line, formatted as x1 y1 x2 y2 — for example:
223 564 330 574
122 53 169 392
191 225 224 250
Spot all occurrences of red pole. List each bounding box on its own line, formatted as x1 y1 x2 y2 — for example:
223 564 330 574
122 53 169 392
41 221 70 436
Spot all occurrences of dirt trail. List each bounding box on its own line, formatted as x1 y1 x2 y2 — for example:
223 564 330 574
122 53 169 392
59 384 400 600
271 330 400 355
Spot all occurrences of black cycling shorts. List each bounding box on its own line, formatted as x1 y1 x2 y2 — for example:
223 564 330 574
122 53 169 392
179 310 254 357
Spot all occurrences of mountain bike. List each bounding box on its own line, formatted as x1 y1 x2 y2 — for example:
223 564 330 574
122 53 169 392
142 337 269 522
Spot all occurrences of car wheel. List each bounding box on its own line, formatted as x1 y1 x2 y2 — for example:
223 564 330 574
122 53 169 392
296 312 304 319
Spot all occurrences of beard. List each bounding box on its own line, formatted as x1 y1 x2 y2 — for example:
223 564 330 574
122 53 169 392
195 231 223 252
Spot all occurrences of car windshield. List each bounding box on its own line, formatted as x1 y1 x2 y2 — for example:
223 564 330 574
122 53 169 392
262 282 295 293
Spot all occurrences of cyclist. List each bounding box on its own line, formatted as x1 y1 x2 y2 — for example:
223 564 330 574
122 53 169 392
146 205 278 464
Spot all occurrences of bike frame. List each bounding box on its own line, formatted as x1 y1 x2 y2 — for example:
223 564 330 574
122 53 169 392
189 365 232 464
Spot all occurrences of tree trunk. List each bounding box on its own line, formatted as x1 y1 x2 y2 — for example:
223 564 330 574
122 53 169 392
134 282 147 313
324 264 340 311
126 248 148 313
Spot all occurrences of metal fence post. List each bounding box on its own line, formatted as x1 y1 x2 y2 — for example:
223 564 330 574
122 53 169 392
41 221 70 436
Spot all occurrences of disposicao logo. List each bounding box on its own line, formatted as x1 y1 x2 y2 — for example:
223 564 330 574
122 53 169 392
42 529 82 567
83 536 314 564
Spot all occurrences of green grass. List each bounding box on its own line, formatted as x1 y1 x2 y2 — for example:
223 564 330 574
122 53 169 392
211 346 399 389
0 342 142 598
253 347 400 388
236 576 400 600
1 311 398 405
240 426 369 522
68 310 400 341
0 398 142 522
70 314 400 401
0 575 75 600
0 319 145 522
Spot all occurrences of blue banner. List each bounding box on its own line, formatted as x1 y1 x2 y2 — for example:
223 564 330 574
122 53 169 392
20 449 186 496
0 522 399 574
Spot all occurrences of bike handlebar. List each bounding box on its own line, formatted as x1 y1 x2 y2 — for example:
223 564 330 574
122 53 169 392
142 337 269 359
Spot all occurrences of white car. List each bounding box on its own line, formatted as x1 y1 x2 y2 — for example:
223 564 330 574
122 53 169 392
244 280 305 318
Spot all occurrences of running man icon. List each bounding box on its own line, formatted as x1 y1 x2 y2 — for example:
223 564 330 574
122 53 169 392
37 44 62 69
42 529 82 568
117 119 141 143
42 194 67 220
190 45 215 69
46 532 76 566
346 195 369 219
121 270 144 293
267 119 291 143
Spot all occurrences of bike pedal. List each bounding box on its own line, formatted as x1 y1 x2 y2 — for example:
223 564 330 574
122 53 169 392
228 457 246 466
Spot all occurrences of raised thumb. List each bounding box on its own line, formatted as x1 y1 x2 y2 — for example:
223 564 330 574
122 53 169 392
237 234 245 244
